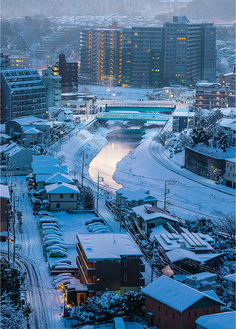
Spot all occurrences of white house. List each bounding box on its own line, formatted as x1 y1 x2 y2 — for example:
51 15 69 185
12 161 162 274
45 182 80 211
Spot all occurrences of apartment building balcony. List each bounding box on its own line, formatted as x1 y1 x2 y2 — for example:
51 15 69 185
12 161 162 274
76 244 96 278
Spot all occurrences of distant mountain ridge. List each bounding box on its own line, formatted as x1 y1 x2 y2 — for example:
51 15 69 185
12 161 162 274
1 0 186 17
2 0 235 20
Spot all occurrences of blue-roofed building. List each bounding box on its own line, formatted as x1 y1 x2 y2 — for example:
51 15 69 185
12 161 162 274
196 311 236 329
1 68 46 123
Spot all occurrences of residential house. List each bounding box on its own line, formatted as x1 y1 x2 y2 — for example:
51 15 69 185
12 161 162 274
45 182 80 211
76 233 144 301
224 273 236 309
142 275 224 329
48 107 74 129
196 311 236 329
131 204 179 236
115 188 158 209
225 158 236 189
0 142 32 174
152 224 214 254
218 118 236 145
22 128 43 148
0 184 11 232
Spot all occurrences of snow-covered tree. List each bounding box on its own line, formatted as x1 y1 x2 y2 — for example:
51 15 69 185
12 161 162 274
0 295 24 329
80 186 95 210
215 213 235 240
0 257 25 304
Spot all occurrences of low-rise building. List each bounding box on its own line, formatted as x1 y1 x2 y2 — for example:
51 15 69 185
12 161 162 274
196 311 236 329
152 224 214 254
172 108 196 132
219 118 236 145
45 182 80 211
115 188 158 209
142 275 224 329
48 107 74 129
76 233 144 299
0 184 11 232
225 158 236 188
131 204 179 236
22 128 43 148
195 82 229 110
0 142 32 174
224 273 236 309
218 69 236 92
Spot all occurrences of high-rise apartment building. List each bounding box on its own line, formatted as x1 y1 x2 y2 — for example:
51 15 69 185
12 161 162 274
163 16 216 85
80 17 216 87
122 27 163 88
1 68 46 123
53 54 78 93
80 28 123 86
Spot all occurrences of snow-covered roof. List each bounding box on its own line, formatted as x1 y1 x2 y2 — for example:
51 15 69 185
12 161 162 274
197 253 223 264
0 184 10 199
0 133 11 140
142 276 224 312
33 155 55 161
32 158 60 168
219 118 236 128
33 165 68 175
45 173 74 185
173 107 195 117
132 204 178 222
116 188 157 202
2 143 25 157
196 311 236 329
77 233 142 261
221 107 236 117
45 182 79 194
10 116 45 125
224 273 236 283
153 225 214 252
226 158 236 163
185 272 217 282
23 127 42 134
166 248 201 263
35 174 52 183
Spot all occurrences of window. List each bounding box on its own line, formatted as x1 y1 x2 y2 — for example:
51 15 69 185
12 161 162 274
60 194 63 198
189 312 191 317
159 306 161 312
166 310 168 316
70 193 74 198
56 203 60 208
124 274 127 282
124 259 127 267
173 313 175 319
195 311 197 316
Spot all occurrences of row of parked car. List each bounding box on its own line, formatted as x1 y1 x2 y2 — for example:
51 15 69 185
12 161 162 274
85 217 110 233
38 211 68 258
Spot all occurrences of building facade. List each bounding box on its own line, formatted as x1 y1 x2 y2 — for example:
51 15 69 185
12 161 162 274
80 17 216 87
42 68 61 109
76 233 144 299
1 69 46 123
225 158 236 188
53 54 78 93
195 82 229 110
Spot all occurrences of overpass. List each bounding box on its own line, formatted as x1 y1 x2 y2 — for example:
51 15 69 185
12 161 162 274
97 111 170 122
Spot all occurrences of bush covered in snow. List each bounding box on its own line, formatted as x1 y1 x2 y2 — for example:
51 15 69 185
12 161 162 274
165 130 192 155
72 291 145 324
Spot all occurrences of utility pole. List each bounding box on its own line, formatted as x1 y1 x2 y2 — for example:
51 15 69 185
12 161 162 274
96 172 104 212
81 151 85 188
164 180 167 210
13 193 16 267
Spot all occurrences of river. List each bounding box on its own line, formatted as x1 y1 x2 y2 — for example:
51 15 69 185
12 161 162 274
89 127 143 192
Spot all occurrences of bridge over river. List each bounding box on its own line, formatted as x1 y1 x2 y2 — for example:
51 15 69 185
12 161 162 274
97 111 170 122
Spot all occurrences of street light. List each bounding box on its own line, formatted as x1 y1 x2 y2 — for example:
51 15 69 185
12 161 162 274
96 172 104 212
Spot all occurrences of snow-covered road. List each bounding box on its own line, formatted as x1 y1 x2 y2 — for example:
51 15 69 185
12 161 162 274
13 177 65 329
